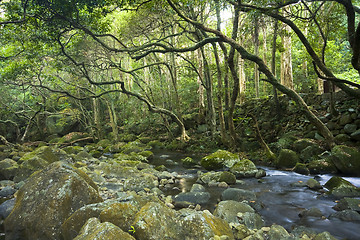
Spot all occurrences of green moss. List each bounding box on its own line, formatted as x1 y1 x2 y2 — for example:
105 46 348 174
181 157 197 168
324 176 355 191
200 150 239 170
99 202 140 231
138 151 154 160
276 149 299 168
219 171 236 184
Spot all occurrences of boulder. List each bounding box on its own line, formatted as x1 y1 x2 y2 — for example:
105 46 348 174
132 202 180 240
344 124 357 134
293 138 318 152
198 171 236 185
334 134 351 144
73 217 135 240
331 145 360 176
173 191 210 206
62 200 120 240
213 200 255 224
200 150 239 170
308 159 338 174
181 157 197 168
14 146 68 182
229 159 258 178
123 173 158 192
276 149 299 168
0 158 18 180
333 197 360 212
178 209 234 240
313 232 337 240
324 176 360 198
306 178 322 190
121 140 149 154
293 163 310 175
237 212 264 230
329 210 360 221
339 113 353 126
5 161 103 240
221 188 257 202
350 129 360 141
299 145 324 162
0 198 15 220
299 208 324 218
267 225 290 240
99 201 144 232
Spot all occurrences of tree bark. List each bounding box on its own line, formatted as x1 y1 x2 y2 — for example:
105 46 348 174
280 11 294 90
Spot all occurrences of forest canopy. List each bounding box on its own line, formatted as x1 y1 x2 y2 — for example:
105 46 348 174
1 0 360 149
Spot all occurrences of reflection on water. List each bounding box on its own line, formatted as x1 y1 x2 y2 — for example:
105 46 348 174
151 151 360 240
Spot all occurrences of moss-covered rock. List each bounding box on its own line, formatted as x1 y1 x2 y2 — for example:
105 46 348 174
121 140 149 154
293 163 310 175
213 200 254 224
181 157 197 168
200 150 240 170
89 150 102 158
99 202 141 232
219 171 237 184
62 200 119 240
293 138 318 152
132 202 179 240
179 209 234 240
62 146 84 155
198 171 236 185
5 161 103 240
331 145 360 176
275 149 299 168
73 217 135 240
138 150 154 160
324 176 360 198
0 158 18 180
97 139 112 148
229 159 258 178
308 159 338 174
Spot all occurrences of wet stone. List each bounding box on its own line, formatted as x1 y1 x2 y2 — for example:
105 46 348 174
329 210 360 221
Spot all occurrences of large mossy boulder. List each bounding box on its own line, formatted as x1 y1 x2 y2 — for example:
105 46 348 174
4 161 103 240
275 149 299 168
331 145 360 176
308 159 338 174
200 150 239 170
229 159 258 178
62 200 119 240
14 146 68 182
73 217 135 240
178 209 234 240
132 202 180 240
324 176 360 198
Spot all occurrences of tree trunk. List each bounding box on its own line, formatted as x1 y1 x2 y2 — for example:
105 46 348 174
197 49 206 120
238 49 246 104
106 100 118 142
280 21 294 90
254 17 260 98
212 42 228 144
200 47 217 135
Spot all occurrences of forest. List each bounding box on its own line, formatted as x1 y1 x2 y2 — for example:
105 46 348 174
1 0 360 240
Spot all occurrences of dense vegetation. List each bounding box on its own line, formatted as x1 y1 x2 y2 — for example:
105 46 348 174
1 0 360 150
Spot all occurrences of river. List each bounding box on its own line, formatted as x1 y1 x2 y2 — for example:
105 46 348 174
151 151 360 240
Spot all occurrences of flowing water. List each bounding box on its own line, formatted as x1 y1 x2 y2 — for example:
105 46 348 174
151 151 360 240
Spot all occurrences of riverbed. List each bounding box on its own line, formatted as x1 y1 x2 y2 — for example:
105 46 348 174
151 151 360 240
